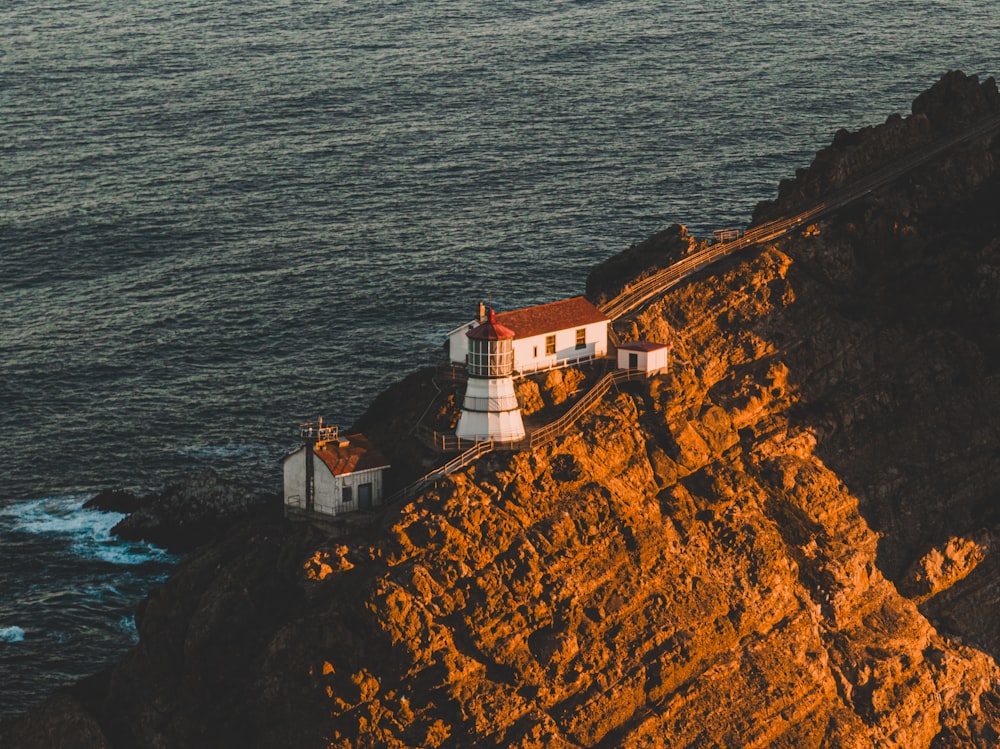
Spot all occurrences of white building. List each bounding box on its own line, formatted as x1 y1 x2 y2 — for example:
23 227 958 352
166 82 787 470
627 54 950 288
448 296 610 375
617 341 670 375
454 309 526 442
447 320 479 364
283 426 390 517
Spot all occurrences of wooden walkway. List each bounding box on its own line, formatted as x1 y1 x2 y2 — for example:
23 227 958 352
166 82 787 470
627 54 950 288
389 368 644 504
599 110 1000 320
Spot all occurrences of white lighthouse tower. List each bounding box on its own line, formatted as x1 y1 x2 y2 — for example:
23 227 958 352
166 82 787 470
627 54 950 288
455 308 526 443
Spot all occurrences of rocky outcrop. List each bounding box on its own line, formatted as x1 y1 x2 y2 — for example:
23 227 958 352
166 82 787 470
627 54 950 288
751 70 1000 225
0 694 111 749
109 471 274 553
585 223 701 305
7 71 1000 748
84 489 140 514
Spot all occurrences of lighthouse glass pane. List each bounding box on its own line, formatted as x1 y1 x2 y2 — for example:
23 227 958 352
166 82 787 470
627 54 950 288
468 338 513 377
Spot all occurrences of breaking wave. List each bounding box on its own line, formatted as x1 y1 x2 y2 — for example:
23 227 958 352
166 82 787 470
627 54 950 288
0 626 26 643
0 495 173 566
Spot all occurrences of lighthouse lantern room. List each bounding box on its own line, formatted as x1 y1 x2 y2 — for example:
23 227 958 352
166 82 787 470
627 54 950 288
455 308 526 442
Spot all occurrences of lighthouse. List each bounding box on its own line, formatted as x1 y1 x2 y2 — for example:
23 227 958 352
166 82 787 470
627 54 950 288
455 308 526 442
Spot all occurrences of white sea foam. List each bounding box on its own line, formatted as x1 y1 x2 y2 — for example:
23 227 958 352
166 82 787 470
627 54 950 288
0 495 174 566
0 626 26 643
115 615 139 643
0 495 118 535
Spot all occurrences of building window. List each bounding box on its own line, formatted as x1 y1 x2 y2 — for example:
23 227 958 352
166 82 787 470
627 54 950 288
575 328 586 349
545 334 556 355
342 486 353 503
533 345 538 358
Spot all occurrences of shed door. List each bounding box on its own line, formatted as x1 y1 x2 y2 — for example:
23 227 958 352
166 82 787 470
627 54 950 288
358 482 373 509
628 353 639 369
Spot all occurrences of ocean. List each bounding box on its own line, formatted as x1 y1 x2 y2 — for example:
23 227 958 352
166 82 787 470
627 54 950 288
1 0 997 720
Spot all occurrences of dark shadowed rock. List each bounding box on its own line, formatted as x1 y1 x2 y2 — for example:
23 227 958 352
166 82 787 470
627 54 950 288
0 693 111 749
111 471 271 553
83 489 140 514
585 223 698 304
913 69 1000 136
750 70 1000 226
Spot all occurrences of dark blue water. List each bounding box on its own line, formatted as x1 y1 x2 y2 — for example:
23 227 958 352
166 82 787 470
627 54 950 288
1 0 997 719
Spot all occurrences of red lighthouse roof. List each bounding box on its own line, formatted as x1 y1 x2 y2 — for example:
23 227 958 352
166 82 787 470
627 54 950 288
466 308 516 340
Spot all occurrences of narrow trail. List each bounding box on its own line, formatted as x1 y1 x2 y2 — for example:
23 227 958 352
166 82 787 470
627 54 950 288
599 111 1000 320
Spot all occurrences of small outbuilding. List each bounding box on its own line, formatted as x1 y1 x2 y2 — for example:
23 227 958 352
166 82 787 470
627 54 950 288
283 424 390 517
617 341 670 375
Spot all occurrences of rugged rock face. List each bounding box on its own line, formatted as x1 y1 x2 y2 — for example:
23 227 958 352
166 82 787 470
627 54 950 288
740 70 1000 660
107 471 274 553
5 70 1000 748
84 489 140 514
751 70 1000 225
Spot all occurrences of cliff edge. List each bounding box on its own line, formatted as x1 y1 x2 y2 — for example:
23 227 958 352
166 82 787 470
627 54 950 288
5 70 1000 749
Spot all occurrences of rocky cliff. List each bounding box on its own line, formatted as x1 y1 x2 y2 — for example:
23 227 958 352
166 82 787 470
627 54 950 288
6 70 1000 748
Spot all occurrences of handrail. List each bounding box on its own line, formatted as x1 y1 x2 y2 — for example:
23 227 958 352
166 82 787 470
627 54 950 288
513 352 602 378
386 438 496 504
435 364 468 384
394 368 646 503
528 368 638 449
299 422 339 442
599 110 1000 321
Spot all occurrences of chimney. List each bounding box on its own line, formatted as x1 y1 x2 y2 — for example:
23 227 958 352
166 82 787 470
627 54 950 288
478 300 487 323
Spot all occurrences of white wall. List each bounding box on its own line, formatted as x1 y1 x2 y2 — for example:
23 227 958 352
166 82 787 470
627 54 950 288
448 322 476 364
313 462 386 515
455 375 525 441
283 447 388 516
283 448 307 508
512 321 608 373
617 346 669 374
648 347 669 373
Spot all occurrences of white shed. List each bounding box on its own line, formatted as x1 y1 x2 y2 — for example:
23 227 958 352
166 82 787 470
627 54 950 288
448 296 610 375
283 432 390 516
617 341 670 375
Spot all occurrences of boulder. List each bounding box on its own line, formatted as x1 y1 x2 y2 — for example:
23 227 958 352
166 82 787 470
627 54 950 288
111 471 270 553
83 489 139 514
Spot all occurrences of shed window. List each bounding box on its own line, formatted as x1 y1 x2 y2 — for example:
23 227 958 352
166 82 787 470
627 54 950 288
545 334 556 355
342 486 353 503
575 328 586 349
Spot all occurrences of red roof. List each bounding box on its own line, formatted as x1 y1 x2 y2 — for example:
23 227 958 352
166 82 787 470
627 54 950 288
467 308 516 340
314 433 390 476
618 341 670 352
494 296 608 340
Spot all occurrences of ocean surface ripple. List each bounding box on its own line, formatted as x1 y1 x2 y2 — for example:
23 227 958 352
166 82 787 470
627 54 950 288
1 0 997 719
